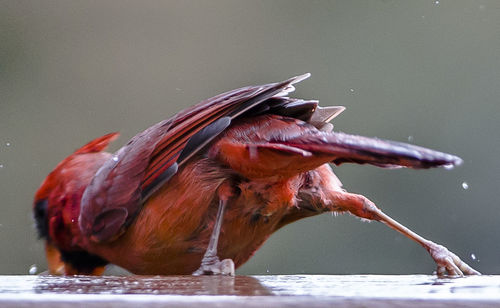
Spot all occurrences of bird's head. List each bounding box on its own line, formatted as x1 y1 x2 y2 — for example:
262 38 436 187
33 133 119 242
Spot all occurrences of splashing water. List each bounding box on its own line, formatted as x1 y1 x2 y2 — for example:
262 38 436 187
29 264 37 275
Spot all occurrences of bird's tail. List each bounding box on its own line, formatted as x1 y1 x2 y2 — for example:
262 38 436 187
213 115 462 179
283 130 462 169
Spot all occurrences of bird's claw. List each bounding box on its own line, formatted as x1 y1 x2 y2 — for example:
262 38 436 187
428 243 480 277
192 258 235 276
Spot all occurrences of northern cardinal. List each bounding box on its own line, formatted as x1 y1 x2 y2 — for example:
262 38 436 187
34 74 479 276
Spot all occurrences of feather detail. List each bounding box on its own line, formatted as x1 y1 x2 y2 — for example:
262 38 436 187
79 74 314 242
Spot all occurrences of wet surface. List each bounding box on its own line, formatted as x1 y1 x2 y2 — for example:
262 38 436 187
0 275 499 307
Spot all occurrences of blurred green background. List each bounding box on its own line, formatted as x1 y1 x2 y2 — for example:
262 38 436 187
0 0 499 275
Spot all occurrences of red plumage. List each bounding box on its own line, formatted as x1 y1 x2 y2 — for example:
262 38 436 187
33 74 478 276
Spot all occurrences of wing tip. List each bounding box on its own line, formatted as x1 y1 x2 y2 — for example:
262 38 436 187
288 73 311 85
276 73 312 97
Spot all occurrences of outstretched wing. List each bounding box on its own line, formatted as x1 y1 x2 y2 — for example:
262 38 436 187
79 74 315 242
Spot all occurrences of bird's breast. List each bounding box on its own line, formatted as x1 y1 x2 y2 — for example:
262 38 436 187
87 157 301 274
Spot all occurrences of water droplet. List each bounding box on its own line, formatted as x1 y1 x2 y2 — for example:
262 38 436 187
462 182 469 190
0 164 3 168
470 253 476 260
71 219 75 223
112 155 119 162
29 264 37 275
5 142 10 147
266 268 270 273
349 88 355 93
434 0 440 5
407 135 414 142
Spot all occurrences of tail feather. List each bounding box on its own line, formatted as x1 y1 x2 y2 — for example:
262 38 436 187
213 115 462 179
281 130 463 169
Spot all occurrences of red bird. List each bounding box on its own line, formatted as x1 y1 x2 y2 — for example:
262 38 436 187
34 74 479 276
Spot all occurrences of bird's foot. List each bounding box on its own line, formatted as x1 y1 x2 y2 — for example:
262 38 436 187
192 256 235 276
427 242 480 277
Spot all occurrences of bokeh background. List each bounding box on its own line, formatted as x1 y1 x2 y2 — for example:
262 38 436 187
1 0 499 275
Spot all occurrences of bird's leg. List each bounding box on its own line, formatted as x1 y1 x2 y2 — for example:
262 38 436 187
193 183 235 276
328 191 480 277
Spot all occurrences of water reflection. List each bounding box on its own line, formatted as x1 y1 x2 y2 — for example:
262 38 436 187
33 275 272 296
0 275 497 300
